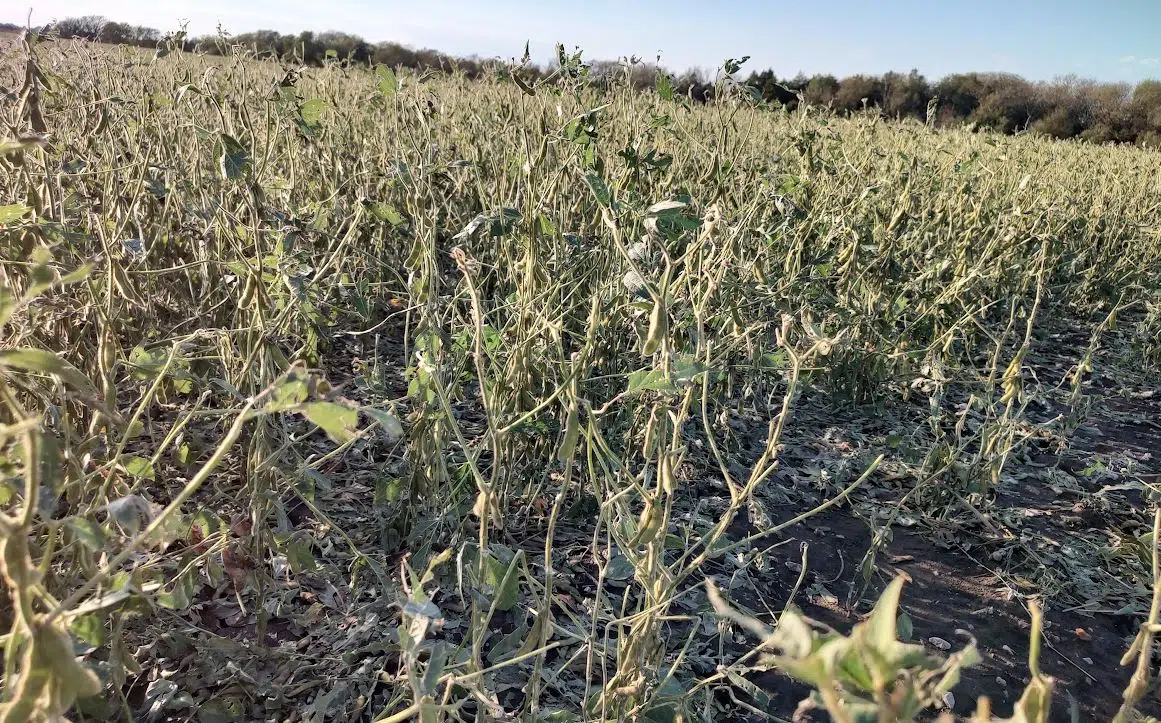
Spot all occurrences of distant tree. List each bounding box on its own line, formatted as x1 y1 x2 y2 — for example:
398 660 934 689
933 73 985 122
803 74 840 106
673 68 713 103
591 60 660 91
1131 80 1161 140
882 69 930 119
53 15 107 40
969 74 1041 133
131 25 160 44
834 75 883 112
234 30 284 57
1075 80 1133 142
316 31 372 63
1032 105 1082 139
298 31 320 63
1139 131 1161 149
1031 77 1085 139
97 21 132 44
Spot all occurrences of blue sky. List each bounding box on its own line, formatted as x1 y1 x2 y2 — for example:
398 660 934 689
6 0 1160 83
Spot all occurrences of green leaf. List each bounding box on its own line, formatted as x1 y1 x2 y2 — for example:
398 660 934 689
303 402 359 444
71 614 105 647
484 550 521 612
375 65 398 97
0 348 97 397
537 213 556 237
369 202 406 227
585 172 611 207
656 72 675 101
122 455 155 480
375 477 405 505
366 408 403 439
298 98 328 127
267 374 309 411
157 567 198 610
671 355 708 386
762 350 788 370
67 517 106 551
190 509 225 540
128 344 185 383
626 368 677 396
0 203 30 224
218 133 250 180
277 532 317 573
145 508 186 548
897 610 913 641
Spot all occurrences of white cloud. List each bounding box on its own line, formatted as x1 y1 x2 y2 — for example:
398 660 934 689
1118 54 1160 68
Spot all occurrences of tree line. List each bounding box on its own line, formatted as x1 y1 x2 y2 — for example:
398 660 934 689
7 15 1161 147
744 68 1161 147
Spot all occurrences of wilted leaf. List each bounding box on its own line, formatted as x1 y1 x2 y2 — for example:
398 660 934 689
865 575 905 650
770 607 815 659
513 73 536 96
605 553 634 583
121 238 146 258
35 623 102 703
107 495 149 535
0 135 48 154
645 199 687 215
402 598 442 623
